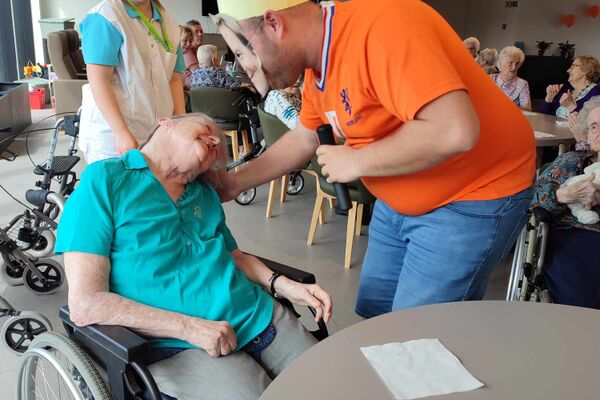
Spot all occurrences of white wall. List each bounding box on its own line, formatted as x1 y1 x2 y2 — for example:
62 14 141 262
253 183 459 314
37 0 210 30
425 0 600 58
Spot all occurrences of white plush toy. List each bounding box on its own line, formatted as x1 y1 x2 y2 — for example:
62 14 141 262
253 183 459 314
562 162 600 224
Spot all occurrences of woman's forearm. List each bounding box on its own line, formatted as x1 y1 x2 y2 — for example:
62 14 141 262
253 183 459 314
170 73 186 115
87 64 131 138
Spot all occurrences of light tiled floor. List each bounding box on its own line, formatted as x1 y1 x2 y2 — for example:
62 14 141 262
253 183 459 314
0 110 512 398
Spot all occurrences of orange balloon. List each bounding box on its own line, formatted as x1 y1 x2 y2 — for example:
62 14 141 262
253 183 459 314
586 5 600 18
562 14 576 27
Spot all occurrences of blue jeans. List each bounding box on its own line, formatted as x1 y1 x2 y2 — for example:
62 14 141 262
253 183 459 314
356 188 533 318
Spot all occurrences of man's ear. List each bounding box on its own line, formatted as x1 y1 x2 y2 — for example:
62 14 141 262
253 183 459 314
263 10 284 40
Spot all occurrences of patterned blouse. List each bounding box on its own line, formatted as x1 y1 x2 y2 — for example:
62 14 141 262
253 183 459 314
532 150 600 233
491 74 531 108
190 66 240 90
264 90 302 130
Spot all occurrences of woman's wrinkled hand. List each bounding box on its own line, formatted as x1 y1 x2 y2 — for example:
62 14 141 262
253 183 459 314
185 318 237 357
558 173 599 209
545 84 563 103
275 277 333 324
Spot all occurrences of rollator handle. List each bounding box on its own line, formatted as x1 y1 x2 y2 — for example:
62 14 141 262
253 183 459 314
316 124 352 211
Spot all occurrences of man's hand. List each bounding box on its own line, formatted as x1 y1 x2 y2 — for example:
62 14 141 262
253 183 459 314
316 144 361 183
185 318 237 357
559 91 577 112
116 131 139 155
546 84 564 103
211 170 240 203
275 277 333 324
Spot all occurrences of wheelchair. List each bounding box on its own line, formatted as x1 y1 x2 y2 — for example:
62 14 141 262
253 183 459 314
17 258 329 400
506 207 553 303
1 191 66 355
0 113 80 288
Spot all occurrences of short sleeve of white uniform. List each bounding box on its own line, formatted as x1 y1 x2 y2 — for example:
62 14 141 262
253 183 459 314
80 13 124 67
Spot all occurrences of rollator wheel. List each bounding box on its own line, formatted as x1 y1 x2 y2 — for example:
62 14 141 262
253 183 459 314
0 257 25 286
18 331 111 400
24 259 64 295
1 311 52 355
286 173 305 195
25 230 56 259
235 188 257 205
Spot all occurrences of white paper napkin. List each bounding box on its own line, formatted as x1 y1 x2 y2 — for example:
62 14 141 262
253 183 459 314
360 338 484 400
522 111 539 116
534 131 555 139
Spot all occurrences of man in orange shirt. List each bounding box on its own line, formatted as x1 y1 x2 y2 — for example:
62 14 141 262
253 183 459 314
214 0 535 318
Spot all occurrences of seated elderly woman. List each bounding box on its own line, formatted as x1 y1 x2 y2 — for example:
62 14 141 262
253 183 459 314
531 96 600 309
541 56 600 120
55 114 333 399
490 46 531 111
476 48 498 75
463 36 480 58
264 75 303 130
190 44 240 90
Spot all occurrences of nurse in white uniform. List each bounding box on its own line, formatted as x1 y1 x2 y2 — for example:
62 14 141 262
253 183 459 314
79 0 186 164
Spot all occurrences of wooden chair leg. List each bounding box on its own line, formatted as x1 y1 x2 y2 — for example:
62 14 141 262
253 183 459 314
344 202 358 269
230 131 239 161
266 179 278 219
280 175 289 203
307 191 325 246
241 130 250 154
328 198 334 209
355 203 364 236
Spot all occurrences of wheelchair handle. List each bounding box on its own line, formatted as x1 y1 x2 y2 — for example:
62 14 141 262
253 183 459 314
316 124 352 211
26 189 66 212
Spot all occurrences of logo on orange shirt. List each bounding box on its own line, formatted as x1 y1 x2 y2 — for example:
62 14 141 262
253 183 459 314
340 88 352 115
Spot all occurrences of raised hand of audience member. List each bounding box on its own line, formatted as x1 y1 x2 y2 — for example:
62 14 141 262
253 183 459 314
545 84 564 103
559 90 577 112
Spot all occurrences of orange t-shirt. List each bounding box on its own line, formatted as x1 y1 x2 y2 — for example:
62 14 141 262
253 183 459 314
300 0 536 216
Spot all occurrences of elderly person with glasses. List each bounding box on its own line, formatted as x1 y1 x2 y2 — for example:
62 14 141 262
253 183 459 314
476 48 498 75
490 46 531 111
463 36 480 58
55 113 333 399
541 56 600 119
532 96 600 309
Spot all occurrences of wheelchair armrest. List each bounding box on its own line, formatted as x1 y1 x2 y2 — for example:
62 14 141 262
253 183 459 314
257 256 316 284
533 207 552 224
59 306 151 364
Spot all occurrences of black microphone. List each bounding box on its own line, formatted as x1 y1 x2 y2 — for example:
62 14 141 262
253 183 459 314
316 124 352 211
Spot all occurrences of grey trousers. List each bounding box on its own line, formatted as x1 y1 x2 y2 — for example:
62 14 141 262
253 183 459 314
148 302 318 399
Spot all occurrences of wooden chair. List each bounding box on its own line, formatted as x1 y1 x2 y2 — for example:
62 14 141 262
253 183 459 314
257 103 318 219
189 87 250 161
307 158 376 269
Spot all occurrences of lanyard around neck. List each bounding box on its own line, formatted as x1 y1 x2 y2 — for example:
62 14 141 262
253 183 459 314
126 0 172 52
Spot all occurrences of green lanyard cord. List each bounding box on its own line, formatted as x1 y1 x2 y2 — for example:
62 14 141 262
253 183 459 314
126 0 173 52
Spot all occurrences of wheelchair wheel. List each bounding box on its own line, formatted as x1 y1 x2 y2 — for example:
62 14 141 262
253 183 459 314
0 257 25 286
2 311 52 355
24 259 64 295
18 331 111 400
25 230 56 259
235 188 257 205
286 173 305 195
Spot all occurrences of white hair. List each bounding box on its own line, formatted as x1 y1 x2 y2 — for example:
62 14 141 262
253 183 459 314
463 37 480 51
577 96 600 136
476 48 498 67
498 46 525 65
197 44 218 66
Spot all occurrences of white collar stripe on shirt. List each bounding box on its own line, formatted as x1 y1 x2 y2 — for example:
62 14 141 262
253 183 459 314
316 2 335 91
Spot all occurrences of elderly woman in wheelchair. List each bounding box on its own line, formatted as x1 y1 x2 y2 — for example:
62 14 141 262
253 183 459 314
531 96 600 309
52 113 333 399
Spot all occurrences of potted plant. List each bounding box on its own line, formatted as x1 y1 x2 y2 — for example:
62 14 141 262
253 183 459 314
558 41 576 59
536 41 553 56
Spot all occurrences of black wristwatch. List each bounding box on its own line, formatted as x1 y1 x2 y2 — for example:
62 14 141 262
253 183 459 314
269 272 283 298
